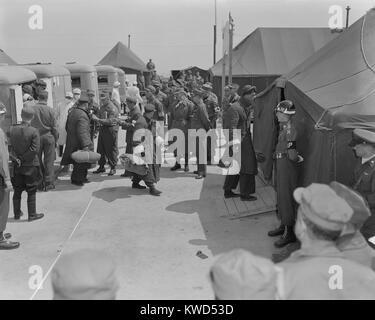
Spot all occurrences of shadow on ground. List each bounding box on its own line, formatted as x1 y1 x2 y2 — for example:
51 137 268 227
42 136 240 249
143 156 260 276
165 169 276 258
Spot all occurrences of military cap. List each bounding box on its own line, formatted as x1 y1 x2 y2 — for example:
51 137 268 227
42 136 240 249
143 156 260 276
330 181 370 231
210 249 278 300
78 93 89 103
35 79 47 87
65 92 73 99
144 103 155 114
145 85 156 94
23 93 32 102
241 85 257 96
349 129 375 147
22 84 33 95
294 183 354 231
0 102 6 115
21 106 35 120
202 82 213 90
224 85 232 91
125 96 137 104
73 88 81 95
275 100 295 115
151 80 161 88
51 249 119 300
100 90 110 98
38 90 48 100
87 89 95 97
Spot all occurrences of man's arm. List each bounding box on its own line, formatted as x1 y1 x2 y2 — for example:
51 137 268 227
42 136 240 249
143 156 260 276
19 130 40 163
0 130 11 184
49 108 59 142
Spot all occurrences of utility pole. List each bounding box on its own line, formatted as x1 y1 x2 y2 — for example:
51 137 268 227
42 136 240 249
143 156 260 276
345 6 351 29
128 34 131 49
213 0 217 64
228 12 234 85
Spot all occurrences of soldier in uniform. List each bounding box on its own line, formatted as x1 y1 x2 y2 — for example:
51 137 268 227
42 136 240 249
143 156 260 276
169 89 193 172
145 85 164 122
9 107 44 222
0 102 20 249
31 90 59 191
202 82 219 164
189 89 211 179
61 95 94 186
87 89 100 142
92 91 119 176
279 183 375 299
268 100 300 248
222 85 259 201
349 128 375 248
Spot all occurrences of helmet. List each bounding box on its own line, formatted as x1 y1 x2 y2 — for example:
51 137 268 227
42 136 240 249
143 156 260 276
275 100 295 115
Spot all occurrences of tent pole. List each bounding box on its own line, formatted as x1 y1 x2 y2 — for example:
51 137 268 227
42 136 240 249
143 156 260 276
228 13 234 85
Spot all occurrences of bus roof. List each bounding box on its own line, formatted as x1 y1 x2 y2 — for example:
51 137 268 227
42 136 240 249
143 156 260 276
0 65 37 85
65 63 97 74
22 64 70 77
95 65 118 74
115 67 125 75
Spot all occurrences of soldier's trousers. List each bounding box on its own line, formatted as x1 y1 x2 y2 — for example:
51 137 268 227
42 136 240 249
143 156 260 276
207 118 217 163
361 212 375 249
132 168 156 188
193 136 207 175
97 128 119 169
223 174 255 195
39 133 56 185
0 186 9 233
12 166 40 215
276 158 298 227
71 162 90 184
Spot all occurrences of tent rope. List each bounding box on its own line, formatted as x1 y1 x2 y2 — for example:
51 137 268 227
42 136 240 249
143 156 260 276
314 9 375 131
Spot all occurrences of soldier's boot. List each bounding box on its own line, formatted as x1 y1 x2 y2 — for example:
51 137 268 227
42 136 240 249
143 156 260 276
27 192 44 222
149 185 162 196
184 164 190 172
108 167 116 176
268 224 285 237
13 198 23 220
272 241 301 263
93 166 106 174
132 182 147 189
170 163 181 171
274 226 297 248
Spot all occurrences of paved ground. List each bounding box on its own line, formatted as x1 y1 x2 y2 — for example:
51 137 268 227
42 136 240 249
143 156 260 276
0 130 277 300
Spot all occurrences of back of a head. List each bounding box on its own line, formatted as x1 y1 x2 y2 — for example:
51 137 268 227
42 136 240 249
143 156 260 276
21 106 35 121
210 249 277 300
51 249 119 300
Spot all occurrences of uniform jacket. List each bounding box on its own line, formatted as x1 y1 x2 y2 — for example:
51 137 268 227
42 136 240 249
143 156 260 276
122 107 148 154
353 156 375 211
190 101 210 131
97 101 119 132
31 101 59 141
9 123 40 167
61 105 93 165
275 121 298 162
203 92 219 121
0 128 10 185
170 99 193 133
280 243 375 299
148 97 164 122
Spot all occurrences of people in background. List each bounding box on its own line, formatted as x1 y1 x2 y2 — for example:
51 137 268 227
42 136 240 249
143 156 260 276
9 106 44 222
92 91 119 176
31 90 59 192
61 95 93 187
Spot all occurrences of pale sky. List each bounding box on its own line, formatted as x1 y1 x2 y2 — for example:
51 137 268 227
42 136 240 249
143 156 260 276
0 0 373 75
